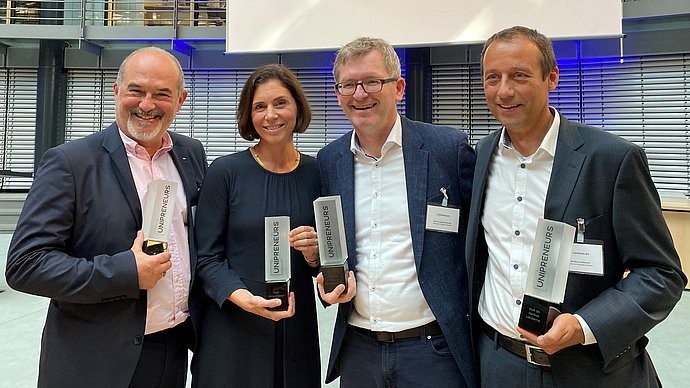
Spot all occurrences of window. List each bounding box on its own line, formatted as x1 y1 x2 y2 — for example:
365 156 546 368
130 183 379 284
0 69 38 190
431 54 690 196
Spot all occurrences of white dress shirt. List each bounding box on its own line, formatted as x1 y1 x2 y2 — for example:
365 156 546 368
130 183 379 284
119 129 191 335
347 114 436 332
478 109 596 344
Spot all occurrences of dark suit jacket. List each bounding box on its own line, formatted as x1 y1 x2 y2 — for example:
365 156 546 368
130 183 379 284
6 123 207 388
317 116 478 387
466 114 686 387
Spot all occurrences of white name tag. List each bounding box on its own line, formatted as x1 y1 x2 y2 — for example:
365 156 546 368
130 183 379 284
425 204 460 234
569 241 604 276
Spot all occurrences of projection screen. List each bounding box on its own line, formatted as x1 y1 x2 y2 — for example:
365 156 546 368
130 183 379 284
225 0 622 54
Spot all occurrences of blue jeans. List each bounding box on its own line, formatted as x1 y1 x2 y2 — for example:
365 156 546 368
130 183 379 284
339 326 467 388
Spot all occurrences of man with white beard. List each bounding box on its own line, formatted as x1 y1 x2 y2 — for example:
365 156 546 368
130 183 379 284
6 47 207 388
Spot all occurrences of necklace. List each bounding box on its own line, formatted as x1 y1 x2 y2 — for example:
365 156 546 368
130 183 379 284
251 146 301 173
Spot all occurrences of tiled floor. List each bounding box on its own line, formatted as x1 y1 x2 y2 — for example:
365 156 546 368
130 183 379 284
1 232 688 387
0 233 338 388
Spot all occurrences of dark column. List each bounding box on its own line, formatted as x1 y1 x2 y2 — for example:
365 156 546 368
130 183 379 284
34 40 67 172
404 47 431 123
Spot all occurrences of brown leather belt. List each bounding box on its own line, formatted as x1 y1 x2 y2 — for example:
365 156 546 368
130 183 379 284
482 322 551 367
352 321 443 343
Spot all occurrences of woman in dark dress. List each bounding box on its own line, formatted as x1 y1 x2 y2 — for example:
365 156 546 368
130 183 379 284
192 64 321 387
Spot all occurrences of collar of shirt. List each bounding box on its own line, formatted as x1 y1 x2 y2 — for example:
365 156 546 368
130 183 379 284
349 114 402 159
118 127 190 334
479 107 563 339
498 107 561 161
118 128 174 160
346 113 435 331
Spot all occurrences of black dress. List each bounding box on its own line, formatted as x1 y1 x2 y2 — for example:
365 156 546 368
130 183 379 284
192 149 321 388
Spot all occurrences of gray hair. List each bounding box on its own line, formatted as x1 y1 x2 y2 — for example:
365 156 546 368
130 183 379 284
116 47 186 92
333 37 401 81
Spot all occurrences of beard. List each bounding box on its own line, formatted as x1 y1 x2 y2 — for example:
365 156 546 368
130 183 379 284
125 108 165 143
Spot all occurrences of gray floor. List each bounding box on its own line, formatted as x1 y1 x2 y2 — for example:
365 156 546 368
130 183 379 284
1 232 688 387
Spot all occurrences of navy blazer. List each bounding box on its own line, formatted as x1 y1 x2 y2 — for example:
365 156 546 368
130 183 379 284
6 123 207 388
317 116 478 387
466 114 686 387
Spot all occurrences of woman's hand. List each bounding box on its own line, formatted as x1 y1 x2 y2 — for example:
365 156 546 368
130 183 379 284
228 289 295 321
289 225 319 267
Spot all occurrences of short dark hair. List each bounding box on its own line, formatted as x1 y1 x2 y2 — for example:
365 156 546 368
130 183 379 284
236 64 312 141
480 26 557 81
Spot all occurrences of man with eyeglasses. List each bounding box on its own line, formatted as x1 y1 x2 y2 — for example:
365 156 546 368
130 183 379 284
316 37 478 388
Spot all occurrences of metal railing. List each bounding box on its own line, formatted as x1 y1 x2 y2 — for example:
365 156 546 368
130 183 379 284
0 0 225 27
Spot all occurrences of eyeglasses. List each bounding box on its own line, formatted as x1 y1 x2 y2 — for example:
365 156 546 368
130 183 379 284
335 77 398 96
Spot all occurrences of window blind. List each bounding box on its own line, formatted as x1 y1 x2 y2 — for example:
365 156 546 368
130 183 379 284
430 54 690 196
579 55 690 194
65 70 113 142
57 66 404 174
0 69 38 190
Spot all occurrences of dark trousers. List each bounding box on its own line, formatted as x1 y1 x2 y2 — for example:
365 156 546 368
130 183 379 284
339 326 466 388
478 328 557 388
129 320 191 388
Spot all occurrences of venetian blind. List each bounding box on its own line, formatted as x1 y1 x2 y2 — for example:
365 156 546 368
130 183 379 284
0 69 38 190
430 54 690 196
62 67 403 167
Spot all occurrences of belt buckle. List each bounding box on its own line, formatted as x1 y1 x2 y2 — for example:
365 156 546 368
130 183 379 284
524 344 549 367
374 331 395 343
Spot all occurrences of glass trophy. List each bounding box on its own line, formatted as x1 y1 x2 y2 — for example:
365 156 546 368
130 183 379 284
265 216 291 311
141 179 178 255
518 218 576 334
313 196 349 294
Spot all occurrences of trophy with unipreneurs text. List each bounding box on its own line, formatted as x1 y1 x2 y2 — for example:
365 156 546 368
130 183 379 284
265 216 291 311
518 218 576 334
141 179 178 255
313 196 349 294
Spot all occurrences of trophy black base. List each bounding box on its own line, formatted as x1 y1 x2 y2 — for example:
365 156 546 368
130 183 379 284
321 262 349 294
518 294 561 334
143 239 167 255
266 281 290 311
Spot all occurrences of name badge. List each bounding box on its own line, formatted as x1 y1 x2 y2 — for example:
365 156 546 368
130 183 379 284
425 204 460 234
569 240 604 276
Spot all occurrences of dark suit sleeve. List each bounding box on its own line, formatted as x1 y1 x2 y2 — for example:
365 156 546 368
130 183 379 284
457 138 476 223
576 145 686 364
6 147 140 304
190 137 209 180
194 160 246 306
316 150 331 198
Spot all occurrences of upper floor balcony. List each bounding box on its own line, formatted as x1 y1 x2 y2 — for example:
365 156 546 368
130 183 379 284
0 0 226 44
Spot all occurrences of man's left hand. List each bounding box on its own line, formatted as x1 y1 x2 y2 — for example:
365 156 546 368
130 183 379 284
517 313 585 355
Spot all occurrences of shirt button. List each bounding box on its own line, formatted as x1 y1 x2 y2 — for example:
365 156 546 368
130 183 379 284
520 163 526 168
517 196 523 202
514 230 520 236
371 286 376 292
513 264 519 270
516 300 522 306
